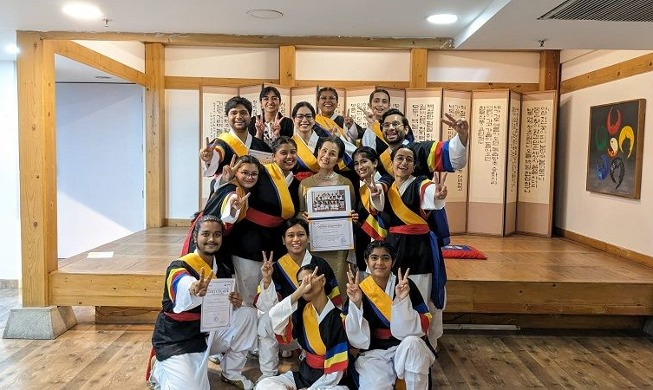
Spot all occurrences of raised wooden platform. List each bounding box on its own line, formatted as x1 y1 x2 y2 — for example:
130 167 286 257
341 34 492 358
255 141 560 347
50 228 653 327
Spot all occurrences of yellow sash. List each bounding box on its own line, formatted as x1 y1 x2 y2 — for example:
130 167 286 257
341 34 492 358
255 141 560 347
379 148 393 175
359 276 392 323
372 122 385 141
265 163 295 219
303 303 326 355
388 182 428 226
359 186 387 239
315 114 346 138
179 253 217 278
218 132 248 157
278 254 301 289
292 134 320 172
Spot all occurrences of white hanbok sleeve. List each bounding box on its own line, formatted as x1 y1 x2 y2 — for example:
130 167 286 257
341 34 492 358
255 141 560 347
220 193 243 224
255 280 279 312
390 295 426 340
309 371 345 390
203 150 222 177
344 300 371 349
172 275 204 313
421 183 445 211
447 134 467 170
269 295 297 336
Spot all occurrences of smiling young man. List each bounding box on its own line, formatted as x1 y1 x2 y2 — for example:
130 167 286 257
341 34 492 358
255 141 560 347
254 218 341 383
148 215 258 390
345 240 435 390
200 96 273 180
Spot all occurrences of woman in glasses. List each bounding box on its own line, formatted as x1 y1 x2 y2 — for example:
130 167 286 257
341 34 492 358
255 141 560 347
181 154 261 264
290 101 332 181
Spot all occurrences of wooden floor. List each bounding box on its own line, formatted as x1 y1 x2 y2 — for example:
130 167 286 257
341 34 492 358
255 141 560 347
50 228 653 327
2 288 653 389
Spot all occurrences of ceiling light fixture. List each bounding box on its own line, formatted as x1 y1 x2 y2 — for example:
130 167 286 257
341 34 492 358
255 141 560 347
5 44 19 55
427 14 458 25
63 2 103 20
246 9 283 20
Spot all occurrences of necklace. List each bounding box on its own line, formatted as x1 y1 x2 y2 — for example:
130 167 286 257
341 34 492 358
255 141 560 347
316 171 336 180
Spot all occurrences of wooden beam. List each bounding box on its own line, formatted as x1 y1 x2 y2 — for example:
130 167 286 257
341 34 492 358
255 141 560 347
16 32 58 307
409 48 428 88
165 76 278 90
539 50 560 91
279 46 296 87
49 40 146 86
36 31 453 49
426 81 540 93
294 80 410 89
145 43 166 227
561 52 653 94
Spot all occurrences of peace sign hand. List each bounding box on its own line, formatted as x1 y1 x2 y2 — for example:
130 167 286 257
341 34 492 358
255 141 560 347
441 113 469 146
200 137 214 162
230 192 251 214
255 115 266 139
261 251 274 281
298 266 324 295
358 106 376 126
270 116 282 139
346 264 362 308
344 109 354 128
395 268 411 301
190 267 214 297
432 171 448 201
220 155 242 184
363 172 380 196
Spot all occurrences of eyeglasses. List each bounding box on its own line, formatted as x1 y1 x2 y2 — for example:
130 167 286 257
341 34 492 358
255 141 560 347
295 114 314 121
381 121 404 130
237 171 259 178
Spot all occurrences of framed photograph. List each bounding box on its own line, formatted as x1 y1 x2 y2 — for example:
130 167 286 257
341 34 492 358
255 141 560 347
306 185 352 218
586 99 645 199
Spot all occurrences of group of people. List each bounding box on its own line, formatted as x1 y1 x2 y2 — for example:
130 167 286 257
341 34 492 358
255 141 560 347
147 85 469 390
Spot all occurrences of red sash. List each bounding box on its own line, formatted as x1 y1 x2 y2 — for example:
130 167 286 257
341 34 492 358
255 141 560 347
304 351 325 369
246 207 285 227
164 311 201 321
389 224 430 235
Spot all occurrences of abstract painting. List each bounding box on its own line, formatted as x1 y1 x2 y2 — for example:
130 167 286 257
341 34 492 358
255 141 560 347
587 99 645 199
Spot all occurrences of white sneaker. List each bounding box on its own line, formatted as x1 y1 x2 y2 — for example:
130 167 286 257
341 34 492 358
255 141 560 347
221 373 254 390
208 353 223 365
280 349 293 358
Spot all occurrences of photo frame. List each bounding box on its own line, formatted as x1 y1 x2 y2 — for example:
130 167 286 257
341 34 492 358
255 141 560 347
586 99 645 199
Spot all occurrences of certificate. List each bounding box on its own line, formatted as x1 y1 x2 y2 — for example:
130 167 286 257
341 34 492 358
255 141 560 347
306 185 352 219
248 149 274 164
200 278 236 332
309 217 354 252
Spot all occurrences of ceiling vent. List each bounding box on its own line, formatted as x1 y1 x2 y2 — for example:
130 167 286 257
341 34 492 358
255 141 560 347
539 0 653 22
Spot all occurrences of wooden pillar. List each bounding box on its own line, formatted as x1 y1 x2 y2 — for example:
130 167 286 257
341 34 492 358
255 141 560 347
539 50 560 91
409 48 428 88
279 45 296 87
16 32 58 307
145 43 166 227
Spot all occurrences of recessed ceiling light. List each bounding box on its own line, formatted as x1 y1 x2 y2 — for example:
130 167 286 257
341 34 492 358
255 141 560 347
246 9 283 19
427 14 458 25
63 2 103 20
5 44 19 55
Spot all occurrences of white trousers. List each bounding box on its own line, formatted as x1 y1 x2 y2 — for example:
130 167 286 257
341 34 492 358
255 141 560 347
150 306 258 390
233 255 263 306
408 273 446 348
258 311 301 377
256 371 349 390
355 336 435 390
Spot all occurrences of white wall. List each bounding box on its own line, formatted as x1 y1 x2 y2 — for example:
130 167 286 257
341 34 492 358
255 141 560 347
557 51 653 256
166 89 200 218
56 83 145 257
74 41 146 73
428 51 540 83
296 49 410 81
0 61 21 281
